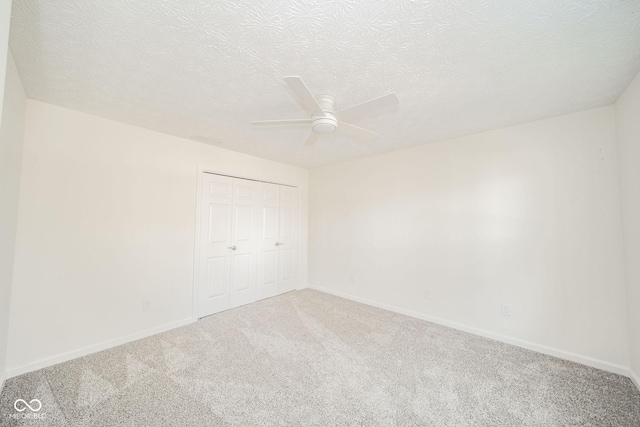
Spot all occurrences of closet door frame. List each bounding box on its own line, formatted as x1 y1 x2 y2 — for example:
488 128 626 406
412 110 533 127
192 166 302 320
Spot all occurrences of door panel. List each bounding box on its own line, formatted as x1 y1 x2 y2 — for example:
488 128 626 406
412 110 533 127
206 257 227 298
229 178 259 309
232 253 251 292
279 248 293 281
263 187 278 203
257 183 280 300
263 207 278 239
280 207 293 239
262 251 277 284
235 184 252 200
210 182 230 197
277 187 298 293
198 176 233 317
208 204 228 242
260 204 279 298
234 205 252 241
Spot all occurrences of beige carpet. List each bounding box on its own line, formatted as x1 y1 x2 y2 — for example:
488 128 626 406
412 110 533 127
1 289 639 426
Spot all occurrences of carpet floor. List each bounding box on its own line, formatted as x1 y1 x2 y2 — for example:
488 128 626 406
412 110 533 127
1 289 639 426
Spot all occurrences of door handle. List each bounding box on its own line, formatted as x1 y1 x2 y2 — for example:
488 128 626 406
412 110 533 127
228 245 237 251
275 242 283 246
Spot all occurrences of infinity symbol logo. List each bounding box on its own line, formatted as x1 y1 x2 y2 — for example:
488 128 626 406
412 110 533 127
14 399 42 412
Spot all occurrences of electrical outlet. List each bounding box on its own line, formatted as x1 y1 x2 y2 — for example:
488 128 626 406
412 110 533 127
143 300 150 312
424 290 431 300
349 274 356 284
501 303 512 317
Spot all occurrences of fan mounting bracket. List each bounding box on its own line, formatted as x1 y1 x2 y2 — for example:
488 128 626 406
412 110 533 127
315 94 335 113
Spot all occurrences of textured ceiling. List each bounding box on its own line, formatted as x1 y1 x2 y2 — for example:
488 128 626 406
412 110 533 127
9 0 640 168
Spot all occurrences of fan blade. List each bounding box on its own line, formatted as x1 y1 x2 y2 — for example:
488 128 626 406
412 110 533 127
335 93 399 122
303 132 320 146
251 119 312 126
337 122 378 141
283 76 326 116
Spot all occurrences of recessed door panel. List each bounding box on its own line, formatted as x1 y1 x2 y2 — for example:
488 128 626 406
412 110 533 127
279 248 293 281
263 207 278 239
234 206 252 242
280 207 293 239
233 253 251 292
206 257 226 298
280 188 294 204
235 184 253 200
261 250 277 286
208 204 228 243
263 188 278 203
210 182 230 197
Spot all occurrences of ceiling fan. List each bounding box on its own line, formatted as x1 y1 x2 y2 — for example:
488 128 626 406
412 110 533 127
251 76 399 146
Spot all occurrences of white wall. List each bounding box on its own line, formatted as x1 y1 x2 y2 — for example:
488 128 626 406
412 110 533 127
309 106 629 370
0 0 7 381
0 0 11 120
7 101 308 374
616 71 640 382
0 51 26 389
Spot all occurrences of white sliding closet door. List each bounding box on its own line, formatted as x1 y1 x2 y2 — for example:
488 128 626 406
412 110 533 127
197 173 297 318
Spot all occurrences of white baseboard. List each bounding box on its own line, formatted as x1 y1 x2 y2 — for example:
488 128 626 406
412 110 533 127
308 284 630 377
630 369 640 393
7 318 195 379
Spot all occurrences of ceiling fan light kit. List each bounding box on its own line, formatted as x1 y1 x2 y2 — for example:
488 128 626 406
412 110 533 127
312 115 337 134
251 76 398 146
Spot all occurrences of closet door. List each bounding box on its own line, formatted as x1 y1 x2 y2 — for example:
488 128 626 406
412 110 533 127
198 174 298 316
198 175 260 318
277 186 298 294
229 178 260 309
257 184 298 300
198 175 233 317
257 183 279 300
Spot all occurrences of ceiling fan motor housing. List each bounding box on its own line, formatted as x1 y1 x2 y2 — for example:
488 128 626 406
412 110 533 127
312 95 337 134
